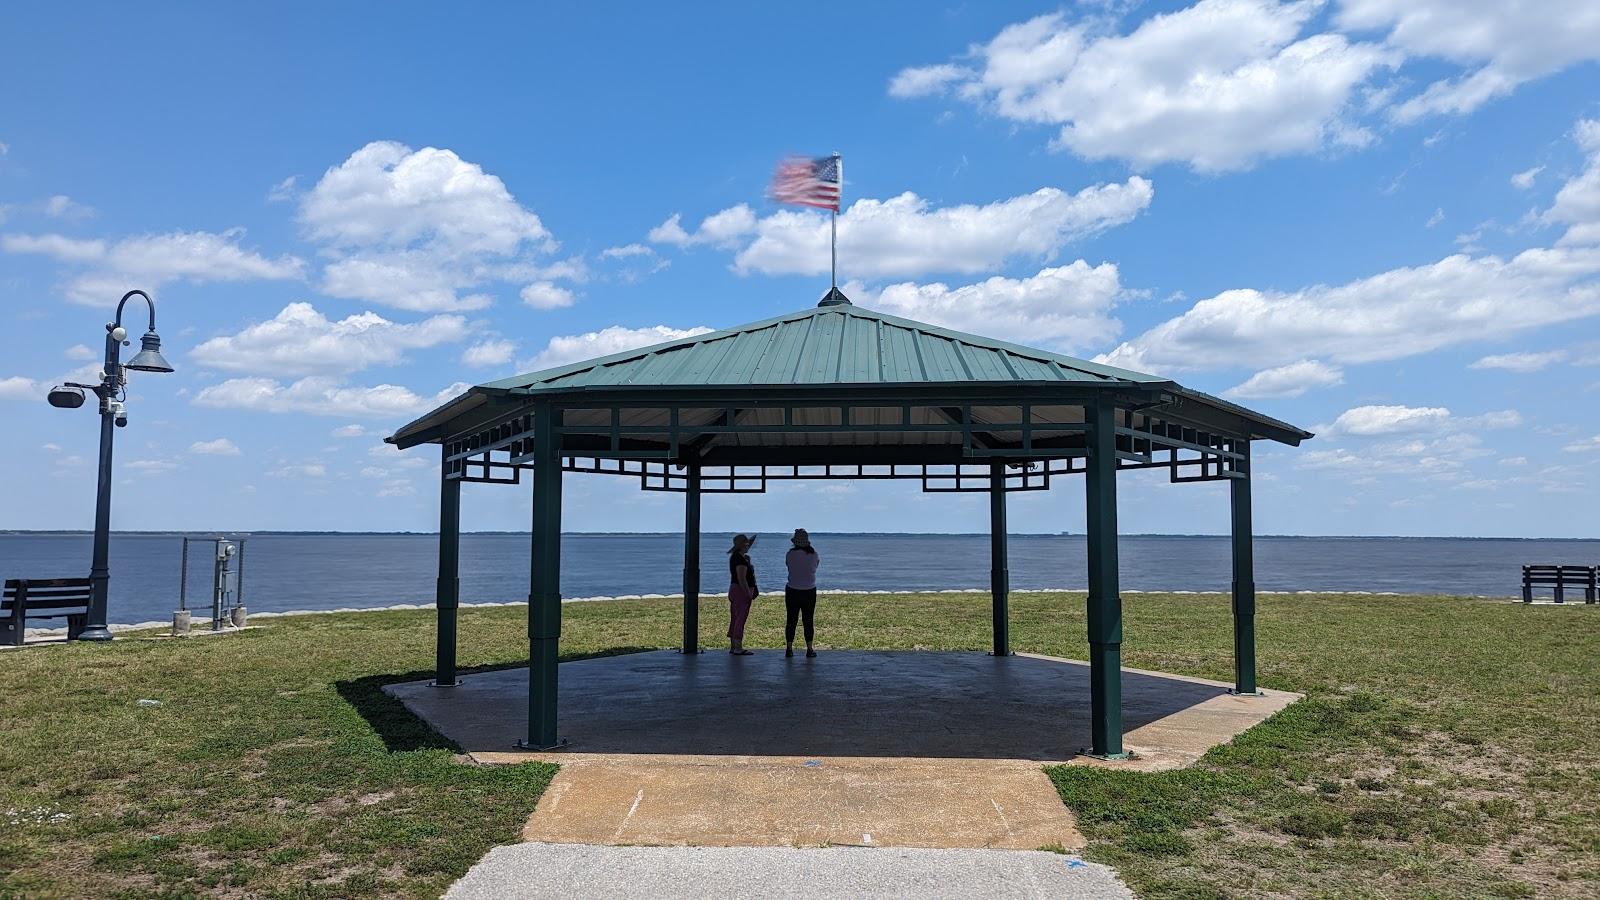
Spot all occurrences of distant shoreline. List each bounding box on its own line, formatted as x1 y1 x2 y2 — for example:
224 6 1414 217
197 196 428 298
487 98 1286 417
1 530 1594 541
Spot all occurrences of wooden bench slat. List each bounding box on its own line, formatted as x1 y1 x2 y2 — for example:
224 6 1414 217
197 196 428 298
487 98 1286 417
2 587 95 599
3 578 93 589
2 598 92 611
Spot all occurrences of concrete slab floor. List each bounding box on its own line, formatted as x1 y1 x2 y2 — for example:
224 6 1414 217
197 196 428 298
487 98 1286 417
385 650 1298 851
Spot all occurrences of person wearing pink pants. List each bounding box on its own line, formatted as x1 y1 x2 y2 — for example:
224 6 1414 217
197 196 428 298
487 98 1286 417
726 533 758 654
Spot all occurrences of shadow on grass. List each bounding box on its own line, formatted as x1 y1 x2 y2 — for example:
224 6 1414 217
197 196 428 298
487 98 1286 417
334 646 660 754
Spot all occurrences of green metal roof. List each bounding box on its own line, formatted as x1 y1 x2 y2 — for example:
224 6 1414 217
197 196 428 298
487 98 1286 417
483 300 1165 393
389 292 1313 448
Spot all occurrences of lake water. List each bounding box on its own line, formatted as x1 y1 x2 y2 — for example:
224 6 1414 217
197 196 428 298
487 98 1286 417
3 532 1595 626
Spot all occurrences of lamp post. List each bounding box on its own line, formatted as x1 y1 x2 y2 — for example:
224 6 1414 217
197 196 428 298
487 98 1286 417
48 289 174 641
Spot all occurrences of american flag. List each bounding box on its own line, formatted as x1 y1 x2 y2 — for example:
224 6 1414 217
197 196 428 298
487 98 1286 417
769 154 842 212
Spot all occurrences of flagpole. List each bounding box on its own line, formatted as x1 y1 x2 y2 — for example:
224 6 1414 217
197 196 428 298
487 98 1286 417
831 152 841 292
830 209 837 292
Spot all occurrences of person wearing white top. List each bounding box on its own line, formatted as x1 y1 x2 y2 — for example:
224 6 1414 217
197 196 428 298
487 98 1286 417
784 528 821 658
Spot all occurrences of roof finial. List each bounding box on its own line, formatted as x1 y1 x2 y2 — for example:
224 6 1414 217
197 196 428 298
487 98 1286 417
818 286 852 307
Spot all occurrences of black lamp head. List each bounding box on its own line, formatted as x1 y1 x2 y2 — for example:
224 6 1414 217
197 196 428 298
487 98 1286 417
125 330 174 374
47 385 86 409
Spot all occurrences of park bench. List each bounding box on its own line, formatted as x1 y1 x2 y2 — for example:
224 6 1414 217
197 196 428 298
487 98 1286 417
2 578 92 645
1521 565 1597 604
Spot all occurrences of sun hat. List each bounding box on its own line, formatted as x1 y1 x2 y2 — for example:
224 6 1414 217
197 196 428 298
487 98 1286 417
790 528 811 547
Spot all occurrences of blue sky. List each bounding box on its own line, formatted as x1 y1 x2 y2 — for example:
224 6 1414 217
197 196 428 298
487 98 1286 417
2 1 1597 538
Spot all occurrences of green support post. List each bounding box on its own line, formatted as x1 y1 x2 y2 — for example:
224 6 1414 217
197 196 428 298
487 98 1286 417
433 445 461 687
989 461 1010 657
1084 397 1127 759
1230 440 1259 695
682 462 701 653
523 402 564 750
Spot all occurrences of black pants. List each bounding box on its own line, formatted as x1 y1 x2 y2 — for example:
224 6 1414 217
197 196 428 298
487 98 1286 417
784 587 817 644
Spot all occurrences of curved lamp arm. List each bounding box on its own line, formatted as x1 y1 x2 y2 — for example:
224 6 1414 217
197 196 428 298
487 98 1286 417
113 289 156 332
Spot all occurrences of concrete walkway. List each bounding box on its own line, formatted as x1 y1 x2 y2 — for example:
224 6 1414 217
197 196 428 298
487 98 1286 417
444 844 1134 899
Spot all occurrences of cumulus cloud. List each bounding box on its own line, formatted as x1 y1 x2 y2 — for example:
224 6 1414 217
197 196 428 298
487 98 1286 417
1105 119 1600 376
193 376 470 419
1100 246 1600 374
525 325 714 371
891 2 1394 171
1470 350 1567 373
0 375 40 400
124 459 178 474
1335 0 1600 122
1511 166 1543 190
520 281 575 310
1223 360 1344 399
300 141 570 312
648 205 759 249
63 344 95 361
727 179 1151 279
1324 404 1522 436
189 302 468 377
461 338 516 368
330 424 366 438
1 229 303 304
860 261 1125 351
189 438 242 456
43 195 95 221
599 243 654 259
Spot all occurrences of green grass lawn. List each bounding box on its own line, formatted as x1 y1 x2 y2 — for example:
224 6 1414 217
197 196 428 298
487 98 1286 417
0 591 1595 898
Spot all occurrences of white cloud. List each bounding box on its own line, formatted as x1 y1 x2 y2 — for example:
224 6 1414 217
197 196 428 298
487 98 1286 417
377 479 417 498
648 205 759 249
189 302 468 377
888 63 975 98
861 261 1125 350
331 424 366 438
124 458 178 474
1335 0 1600 121
319 253 492 312
1470 350 1567 373
1511 166 1543 190
43 195 95 221
2 233 106 263
520 281 575 310
189 438 242 456
1563 434 1600 453
461 338 516 368
525 325 714 371
730 179 1152 278
600 243 654 259
192 376 470 419
2 229 304 304
266 175 298 203
1425 208 1444 228
63 344 95 361
1544 120 1600 246
1104 120 1600 376
301 141 549 255
1327 404 1452 436
1323 404 1520 437
268 463 326 478
41 442 61 452
1100 245 1600 374
300 141 562 312
892 2 1395 172
0 375 40 400
1223 360 1344 399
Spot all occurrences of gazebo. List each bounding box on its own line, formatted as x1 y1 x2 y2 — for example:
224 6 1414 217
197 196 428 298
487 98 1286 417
387 289 1312 759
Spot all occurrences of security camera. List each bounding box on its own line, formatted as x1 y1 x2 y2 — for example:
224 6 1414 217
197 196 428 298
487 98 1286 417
107 399 127 427
115 413 128 427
